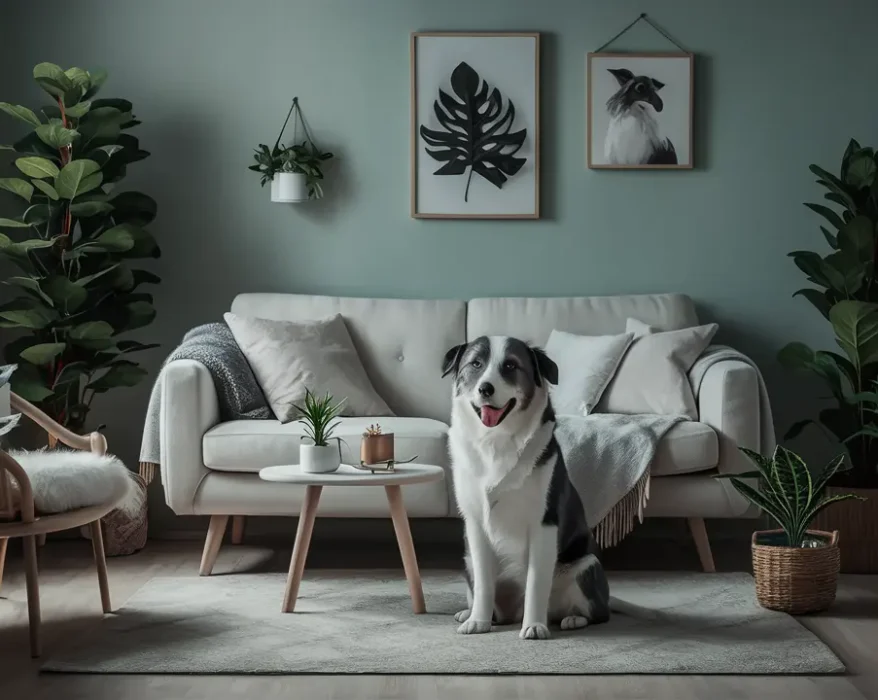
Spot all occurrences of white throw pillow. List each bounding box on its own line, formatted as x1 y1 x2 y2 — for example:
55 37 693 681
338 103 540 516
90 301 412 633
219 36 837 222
596 318 718 418
224 312 393 423
545 330 635 416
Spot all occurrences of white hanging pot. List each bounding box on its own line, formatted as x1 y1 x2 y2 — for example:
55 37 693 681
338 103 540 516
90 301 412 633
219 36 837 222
271 172 308 203
299 443 341 473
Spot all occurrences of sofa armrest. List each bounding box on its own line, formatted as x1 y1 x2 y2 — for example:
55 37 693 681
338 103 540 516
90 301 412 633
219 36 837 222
698 359 760 517
160 360 220 515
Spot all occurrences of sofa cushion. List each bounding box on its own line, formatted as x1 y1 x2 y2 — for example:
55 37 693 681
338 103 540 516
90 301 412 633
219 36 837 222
651 422 719 476
203 416 449 473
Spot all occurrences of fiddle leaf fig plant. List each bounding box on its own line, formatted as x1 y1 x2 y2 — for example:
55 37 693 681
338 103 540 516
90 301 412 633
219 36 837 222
0 63 160 431
778 139 878 488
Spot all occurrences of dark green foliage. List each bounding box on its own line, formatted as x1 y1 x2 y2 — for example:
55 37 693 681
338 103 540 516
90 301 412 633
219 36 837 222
292 389 345 447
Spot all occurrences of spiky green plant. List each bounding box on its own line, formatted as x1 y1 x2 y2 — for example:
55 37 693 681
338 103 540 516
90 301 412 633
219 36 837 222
292 389 345 447
717 446 865 547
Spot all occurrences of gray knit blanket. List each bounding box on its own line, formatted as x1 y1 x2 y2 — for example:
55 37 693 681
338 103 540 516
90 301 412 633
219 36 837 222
138 323 271 482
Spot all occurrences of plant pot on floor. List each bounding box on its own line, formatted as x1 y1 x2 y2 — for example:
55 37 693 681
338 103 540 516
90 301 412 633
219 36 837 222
811 487 878 572
751 529 840 614
300 443 340 474
271 173 308 203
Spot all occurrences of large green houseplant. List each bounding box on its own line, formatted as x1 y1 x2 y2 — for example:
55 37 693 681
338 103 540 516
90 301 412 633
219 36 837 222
779 139 878 489
0 63 160 432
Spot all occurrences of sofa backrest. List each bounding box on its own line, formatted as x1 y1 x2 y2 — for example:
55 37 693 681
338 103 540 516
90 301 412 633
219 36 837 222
231 293 466 422
467 294 699 344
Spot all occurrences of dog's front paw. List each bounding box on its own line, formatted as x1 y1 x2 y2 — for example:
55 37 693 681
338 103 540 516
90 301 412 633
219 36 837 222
454 608 471 623
560 615 589 631
519 622 551 640
457 618 492 635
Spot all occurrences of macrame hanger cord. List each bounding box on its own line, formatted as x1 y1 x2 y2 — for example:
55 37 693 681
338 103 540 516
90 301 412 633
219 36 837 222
274 95 323 152
594 13 689 53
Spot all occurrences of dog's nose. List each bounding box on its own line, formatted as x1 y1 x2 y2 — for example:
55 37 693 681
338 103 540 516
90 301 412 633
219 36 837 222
478 382 495 398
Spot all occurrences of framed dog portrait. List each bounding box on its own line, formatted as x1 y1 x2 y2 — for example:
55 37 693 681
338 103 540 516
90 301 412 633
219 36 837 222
587 52 693 170
411 32 540 219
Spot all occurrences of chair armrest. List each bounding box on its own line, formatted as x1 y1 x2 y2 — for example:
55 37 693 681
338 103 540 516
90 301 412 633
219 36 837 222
11 393 107 455
698 359 760 516
0 450 34 522
160 360 220 515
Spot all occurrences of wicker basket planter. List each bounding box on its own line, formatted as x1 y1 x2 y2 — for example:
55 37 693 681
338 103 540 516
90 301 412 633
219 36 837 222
811 487 878 573
751 529 840 614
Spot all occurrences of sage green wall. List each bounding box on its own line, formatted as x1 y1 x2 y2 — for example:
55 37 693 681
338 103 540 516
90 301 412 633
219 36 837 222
4 0 878 532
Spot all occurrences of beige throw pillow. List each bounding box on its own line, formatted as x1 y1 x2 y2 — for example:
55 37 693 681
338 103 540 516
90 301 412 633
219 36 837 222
596 318 718 418
545 330 635 416
224 312 393 423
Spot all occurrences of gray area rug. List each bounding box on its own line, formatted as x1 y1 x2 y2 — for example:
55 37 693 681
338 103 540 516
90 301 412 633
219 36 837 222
43 571 844 675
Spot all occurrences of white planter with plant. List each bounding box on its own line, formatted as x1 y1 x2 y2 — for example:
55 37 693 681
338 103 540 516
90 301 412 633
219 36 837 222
294 390 345 474
250 96 334 203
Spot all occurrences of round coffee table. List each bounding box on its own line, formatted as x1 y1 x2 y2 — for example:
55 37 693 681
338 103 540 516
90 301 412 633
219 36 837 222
259 463 444 614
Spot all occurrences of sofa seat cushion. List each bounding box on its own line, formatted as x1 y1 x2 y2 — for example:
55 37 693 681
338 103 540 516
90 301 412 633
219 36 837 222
203 416 449 473
651 422 718 476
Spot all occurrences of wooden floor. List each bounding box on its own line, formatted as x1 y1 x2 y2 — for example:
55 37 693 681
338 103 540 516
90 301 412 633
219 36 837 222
1 538 877 699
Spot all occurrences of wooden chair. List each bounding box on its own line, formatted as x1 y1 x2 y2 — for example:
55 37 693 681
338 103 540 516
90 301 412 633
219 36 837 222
0 392 121 657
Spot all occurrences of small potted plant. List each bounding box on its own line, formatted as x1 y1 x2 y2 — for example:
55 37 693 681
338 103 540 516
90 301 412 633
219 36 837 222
361 424 394 465
717 446 865 614
249 97 333 203
293 390 345 474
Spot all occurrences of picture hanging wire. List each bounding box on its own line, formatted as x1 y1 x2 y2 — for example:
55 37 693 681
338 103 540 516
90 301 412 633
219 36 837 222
273 96 324 152
594 13 689 53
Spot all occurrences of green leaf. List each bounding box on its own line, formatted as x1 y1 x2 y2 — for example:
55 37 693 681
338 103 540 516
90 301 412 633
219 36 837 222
823 250 865 296
65 100 92 119
75 263 119 287
789 250 833 288
0 102 41 127
804 202 845 231
110 191 157 225
33 62 74 98
0 217 30 229
23 203 52 226
777 341 815 370
125 300 156 330
837 215 875 262
10 367 54 402
78 225 135 253
69 200 113 217
784 419 815 441
35 124 79 149
846 153 877 189
113 340 160 355
793 288 831 319
5 276 54 305
820 226 838 249
41 276 88 312
1 237 56 258
55 159 101 199
0 178 34 202
830 300 878 370
726 476 793 533
812 455 849 496
70 321 115 349
20 342 65 365
87 360 147 392
65 67 91 89
123 225 160 258
31 179 60 200
83 68 108 100
0 233 8 248
15 156 60 179
0 307 57 329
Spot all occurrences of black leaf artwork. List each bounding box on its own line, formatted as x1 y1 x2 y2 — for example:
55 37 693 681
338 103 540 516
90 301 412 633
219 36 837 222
420 61 527 202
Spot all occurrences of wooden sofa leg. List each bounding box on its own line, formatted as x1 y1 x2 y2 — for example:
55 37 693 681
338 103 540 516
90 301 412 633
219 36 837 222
200 515 229 576
688 517 716 573
231 516 245 545
0 538 7 593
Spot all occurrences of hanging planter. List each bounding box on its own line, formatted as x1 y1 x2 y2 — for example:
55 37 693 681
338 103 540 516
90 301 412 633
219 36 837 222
250 96 334 203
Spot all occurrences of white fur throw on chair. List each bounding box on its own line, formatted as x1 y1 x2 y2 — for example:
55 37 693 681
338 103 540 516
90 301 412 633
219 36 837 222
7 449 142 516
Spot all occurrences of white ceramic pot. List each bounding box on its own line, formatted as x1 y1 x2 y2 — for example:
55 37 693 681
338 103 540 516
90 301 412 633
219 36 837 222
299 443 340 473
271 172 308 203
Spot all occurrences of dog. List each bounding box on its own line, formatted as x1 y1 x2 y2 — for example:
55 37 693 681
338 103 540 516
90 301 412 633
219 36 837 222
603 68 677 166
442 336 610 640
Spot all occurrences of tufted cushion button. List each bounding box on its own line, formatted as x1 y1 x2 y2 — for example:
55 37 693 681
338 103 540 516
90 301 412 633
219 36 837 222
397 354 405 362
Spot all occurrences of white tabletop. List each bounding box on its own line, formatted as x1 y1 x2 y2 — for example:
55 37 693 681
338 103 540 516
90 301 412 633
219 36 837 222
258 463 445 486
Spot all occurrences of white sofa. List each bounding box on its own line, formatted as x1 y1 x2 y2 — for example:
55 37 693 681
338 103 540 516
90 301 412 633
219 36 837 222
160 292 766 571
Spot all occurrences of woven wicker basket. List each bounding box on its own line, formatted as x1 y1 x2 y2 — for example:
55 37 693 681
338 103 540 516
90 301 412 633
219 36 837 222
751 529 839 614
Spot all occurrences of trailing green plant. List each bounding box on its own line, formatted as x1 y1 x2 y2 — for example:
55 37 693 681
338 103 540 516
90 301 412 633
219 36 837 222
717 446 865 547
0 364 21 438
0 63 160 431
778 139 878 488
293 389 345 447
248 97 333 199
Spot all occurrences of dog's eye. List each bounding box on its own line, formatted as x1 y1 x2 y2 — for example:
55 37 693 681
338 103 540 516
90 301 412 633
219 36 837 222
502 361 517 372
470 360 482 369
635 83 645 93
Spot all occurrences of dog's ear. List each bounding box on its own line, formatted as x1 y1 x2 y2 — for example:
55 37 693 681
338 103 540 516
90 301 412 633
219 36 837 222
441 344 467 378
529 347 559 387
651 78 665 90
608 68 634 86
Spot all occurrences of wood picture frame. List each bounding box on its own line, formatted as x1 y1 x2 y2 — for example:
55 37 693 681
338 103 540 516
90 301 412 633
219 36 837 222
411 32 540 219
587 52 694 170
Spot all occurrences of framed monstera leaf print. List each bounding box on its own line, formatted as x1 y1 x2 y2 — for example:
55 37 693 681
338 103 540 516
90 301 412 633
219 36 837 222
411 32 540 219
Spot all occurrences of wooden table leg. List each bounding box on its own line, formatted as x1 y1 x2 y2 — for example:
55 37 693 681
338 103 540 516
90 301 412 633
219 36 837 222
385 484 426 614
90 520 112 613
282 485 322 613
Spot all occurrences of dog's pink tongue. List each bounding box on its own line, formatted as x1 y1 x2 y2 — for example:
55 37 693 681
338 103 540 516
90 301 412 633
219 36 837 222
480 405 505 428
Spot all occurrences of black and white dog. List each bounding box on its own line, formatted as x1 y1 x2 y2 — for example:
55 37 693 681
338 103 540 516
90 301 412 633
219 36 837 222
604 68 677 166
442 336 610 640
